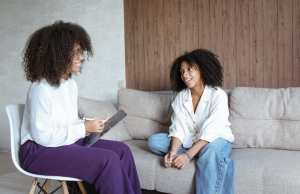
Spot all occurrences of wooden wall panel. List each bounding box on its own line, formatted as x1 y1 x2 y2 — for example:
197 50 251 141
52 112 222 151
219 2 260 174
278 0 293 87
222 0 236 88
250 0 264 87
294 0 300 86
263 0 279 87
236 0 251 86
124 0 300 90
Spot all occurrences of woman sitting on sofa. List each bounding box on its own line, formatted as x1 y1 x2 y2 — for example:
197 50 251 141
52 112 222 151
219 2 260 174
20 21 141 194
148 49 235 194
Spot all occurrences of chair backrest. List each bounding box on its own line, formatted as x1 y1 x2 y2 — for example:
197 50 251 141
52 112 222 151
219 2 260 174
5 104 82 181
5 104 26 174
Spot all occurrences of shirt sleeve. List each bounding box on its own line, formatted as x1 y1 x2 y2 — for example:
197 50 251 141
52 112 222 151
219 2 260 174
168 92 187 144
196 91 230 143
168 111 186 144
29 86 86 147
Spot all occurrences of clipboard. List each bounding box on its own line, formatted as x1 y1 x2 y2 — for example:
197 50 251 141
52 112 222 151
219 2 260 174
83 110 127 147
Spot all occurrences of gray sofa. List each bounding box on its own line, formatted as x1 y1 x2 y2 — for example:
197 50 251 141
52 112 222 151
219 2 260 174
79 87 300 194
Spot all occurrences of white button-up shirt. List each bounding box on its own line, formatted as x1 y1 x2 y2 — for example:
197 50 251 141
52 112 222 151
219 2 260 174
21 78 86 147
169 86 234 148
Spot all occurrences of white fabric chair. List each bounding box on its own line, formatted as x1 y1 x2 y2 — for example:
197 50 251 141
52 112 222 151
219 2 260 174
6 104 87 194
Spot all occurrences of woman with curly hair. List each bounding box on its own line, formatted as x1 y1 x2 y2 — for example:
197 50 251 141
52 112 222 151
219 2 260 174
148 49 235 194
20 21 141 194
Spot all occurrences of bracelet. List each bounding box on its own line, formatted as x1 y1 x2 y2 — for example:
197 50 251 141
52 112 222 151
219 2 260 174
184 152 192 160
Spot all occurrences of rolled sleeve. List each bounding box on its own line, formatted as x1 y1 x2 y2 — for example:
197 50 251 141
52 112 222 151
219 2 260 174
168 112 185 144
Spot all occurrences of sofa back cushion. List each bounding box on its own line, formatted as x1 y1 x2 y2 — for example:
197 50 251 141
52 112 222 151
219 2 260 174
78 97 131 141
230 87 300 150
118 89 174 139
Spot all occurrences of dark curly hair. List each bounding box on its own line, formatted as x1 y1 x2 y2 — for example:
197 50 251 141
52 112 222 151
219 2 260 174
23 21 93 87
170 48 223 92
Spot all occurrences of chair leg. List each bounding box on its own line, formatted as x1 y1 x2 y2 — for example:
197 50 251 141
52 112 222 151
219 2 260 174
77 181 88 194
44 180 50 193
61 181 69 194
29 178 37 194
41 179 50 193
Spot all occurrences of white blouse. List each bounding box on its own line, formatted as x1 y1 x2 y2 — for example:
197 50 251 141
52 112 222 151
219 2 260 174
21 78 86 147
169 86 234 148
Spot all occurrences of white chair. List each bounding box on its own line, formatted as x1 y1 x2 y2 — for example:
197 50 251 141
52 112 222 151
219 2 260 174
6 104 87 194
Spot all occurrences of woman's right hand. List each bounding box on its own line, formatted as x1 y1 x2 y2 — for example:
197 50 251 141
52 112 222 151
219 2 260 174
84 118 107 133
164 150 176 168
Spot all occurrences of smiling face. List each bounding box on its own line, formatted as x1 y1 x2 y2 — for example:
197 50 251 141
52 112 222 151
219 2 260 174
69 43 85 74
180 61 203 89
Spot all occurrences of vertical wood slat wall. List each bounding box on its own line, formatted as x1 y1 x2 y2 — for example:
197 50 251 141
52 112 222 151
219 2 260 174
124 0 300 90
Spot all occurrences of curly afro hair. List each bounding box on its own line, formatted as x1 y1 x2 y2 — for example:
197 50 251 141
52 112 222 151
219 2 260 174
170 48 223 92
23 21 93 87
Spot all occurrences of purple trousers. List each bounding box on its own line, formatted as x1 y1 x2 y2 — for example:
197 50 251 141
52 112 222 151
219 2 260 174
20 138 142 194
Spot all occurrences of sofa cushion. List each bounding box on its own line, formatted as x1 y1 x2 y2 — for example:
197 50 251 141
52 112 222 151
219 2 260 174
126 140 300 194
78 97 131 141
229 87 300 150
155 158 195 194
118 89 174 139
233 148 300 194
125 116 169 139
125 140 161 190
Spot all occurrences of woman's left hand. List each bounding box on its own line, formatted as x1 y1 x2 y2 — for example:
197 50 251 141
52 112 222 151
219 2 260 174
172 153 191 169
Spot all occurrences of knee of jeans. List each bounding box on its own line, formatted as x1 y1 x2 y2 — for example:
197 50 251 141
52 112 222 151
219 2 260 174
210 138 229 147
206 138 230 153
197 145 224 165
147 134 166 154
148 133 161 146
148 136 159 152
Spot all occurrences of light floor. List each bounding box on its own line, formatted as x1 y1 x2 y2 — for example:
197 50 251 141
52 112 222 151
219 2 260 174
0 152 16 176
0 151 167 194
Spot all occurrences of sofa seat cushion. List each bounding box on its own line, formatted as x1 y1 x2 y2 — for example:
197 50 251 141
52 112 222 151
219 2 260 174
125 140 300 194
233 148 300 194
155 157 196 194
125 140 161 190
125 139 196 193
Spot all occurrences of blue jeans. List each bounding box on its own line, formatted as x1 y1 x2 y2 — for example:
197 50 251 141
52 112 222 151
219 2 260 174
148 133 234 194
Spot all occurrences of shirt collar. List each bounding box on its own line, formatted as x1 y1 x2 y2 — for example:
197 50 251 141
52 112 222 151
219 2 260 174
182 86 212 120
184 85 211 103
200 85 211 102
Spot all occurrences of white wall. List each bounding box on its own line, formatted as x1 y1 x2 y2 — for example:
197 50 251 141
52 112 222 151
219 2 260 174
0 0 125 150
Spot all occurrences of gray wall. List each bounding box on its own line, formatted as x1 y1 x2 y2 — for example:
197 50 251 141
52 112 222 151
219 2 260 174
0 0 125 150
